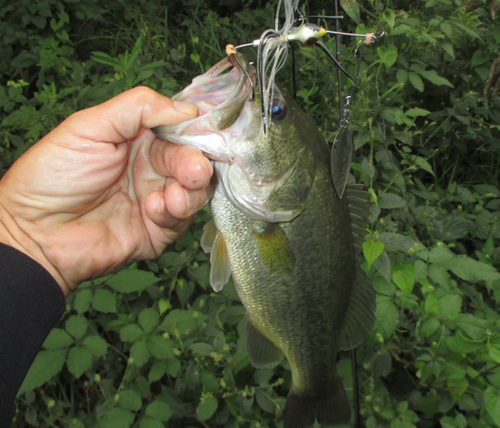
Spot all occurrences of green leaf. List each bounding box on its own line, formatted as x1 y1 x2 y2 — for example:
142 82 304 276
190 342 214 356
377 44 398 69
196 396 218 421
159 299 171 315
439 294 461 321
43 328 74 350
363 240 384 269
107 268 159 293
32 16 47 29
65 315 88 339
99 408 135 428
441 255 500 282
139 417 164 428
446 333 484 354
120 324 144 342
409 72 424 92
340 0 360 24
418 69 454 88
92 289 117 313
447 377 468 401
74 289 92 314
83 335 108 357
428 246 455 263
148 360 167 383
484 387 500 427
17 350 67 396
453 314 490 340
391 263 415 293
148 335 174 359
139 308 159 334
375 297 399 340
160 309 206 334
419 317 440 338
145 401 173 422
118 390 142 412
67 346 93 378
382 9 396 29
166 357 181 376
405 108 431 118
256 390 277 414
378 193 406 209
130 340 150 367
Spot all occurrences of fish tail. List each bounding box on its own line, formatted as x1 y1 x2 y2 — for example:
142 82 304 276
283 378 351 428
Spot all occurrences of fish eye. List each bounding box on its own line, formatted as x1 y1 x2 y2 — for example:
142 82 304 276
271 99 287 121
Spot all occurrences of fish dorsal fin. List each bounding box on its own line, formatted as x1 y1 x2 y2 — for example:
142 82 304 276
201 219 231 292
331 128 353 199
246 316 284 368
337 266 376 350
346 184 372 252
253 222 295 273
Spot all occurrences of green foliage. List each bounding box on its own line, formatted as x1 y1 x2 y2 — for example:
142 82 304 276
3 0 500 427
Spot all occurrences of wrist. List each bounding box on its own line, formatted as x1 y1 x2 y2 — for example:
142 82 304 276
0 204 69 296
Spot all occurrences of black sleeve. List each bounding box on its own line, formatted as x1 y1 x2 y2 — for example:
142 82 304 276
0 243 65 428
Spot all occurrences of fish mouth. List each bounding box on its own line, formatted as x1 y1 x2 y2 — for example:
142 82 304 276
152 53 256 162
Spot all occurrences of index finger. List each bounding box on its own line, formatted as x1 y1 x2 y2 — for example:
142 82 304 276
62 87 199 144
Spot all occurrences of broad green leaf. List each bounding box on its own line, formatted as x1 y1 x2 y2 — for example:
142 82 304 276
83 335 108 357
74 289 92 314
107 268 159 293
67 346 93 378
447 377 468 401
446 333 484 354
373 250 391 284
377 44 398 69
439 294 461 321
201 371 220 393
382 9 396 29
391 263 415 293
484 387 500 427
130 340 150 367
92 289 117 313
414 393 440 415
378 193 406 209
213 331 226 352
166 357 181 376
379 233 416 253
159 309 206 334
405 108 431 118
190 342 214 356
441 255 500 282
118 390 142 412
145 401 173 422
419 69 454 88
363 240 384 269
409 72 424 92
65 315 88 339
120 324 144 342
489 343 500 364
17 350 67 396
419 317 440 338
256 390 277 414
148 335 174 359
453 314 490 340
340 0 360 23
196 396 218 421
43 328 74 350
159 298 171 315
138 308 159 334
374 297 399 340
148 360 167 383
99 408 135 428
139 417 164 428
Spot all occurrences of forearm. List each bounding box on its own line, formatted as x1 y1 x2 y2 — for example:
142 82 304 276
0 244 65 428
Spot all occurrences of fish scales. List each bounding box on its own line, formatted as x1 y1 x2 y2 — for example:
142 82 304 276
153 53 375 427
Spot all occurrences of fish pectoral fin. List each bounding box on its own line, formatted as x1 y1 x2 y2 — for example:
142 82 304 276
338 266 376 350
201 219 217 253
331 127 353 199
209 231 231 292
253 223 295 273
246 318 284 368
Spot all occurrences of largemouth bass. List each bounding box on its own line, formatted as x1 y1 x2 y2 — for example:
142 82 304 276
154 53 375 427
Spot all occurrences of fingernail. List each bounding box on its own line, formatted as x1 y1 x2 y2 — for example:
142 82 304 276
174 100 199 117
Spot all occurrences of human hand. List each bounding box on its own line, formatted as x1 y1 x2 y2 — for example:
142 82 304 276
0 87 213 295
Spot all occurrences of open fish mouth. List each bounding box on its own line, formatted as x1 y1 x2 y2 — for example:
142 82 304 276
153 53 256 162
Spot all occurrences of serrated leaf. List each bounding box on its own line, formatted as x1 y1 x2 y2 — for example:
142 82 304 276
148 360 167 383
196 396 218 421
74 289 92 314
83 335 108 357
65 315 88 339
92 289 117 313
99 408 135 428
118 390 142 412
120 324 144 342
139 308 159 334
17 350 67 396
146 401 173 422
190 342 214 356
148 335 174 359
392 263 415 293
363 240 384 269
484 387 500 427
43 328 74 350
409 72 424 92
67 346 93 378
441 255 500 282
130 340 150 367
107 268 159 293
